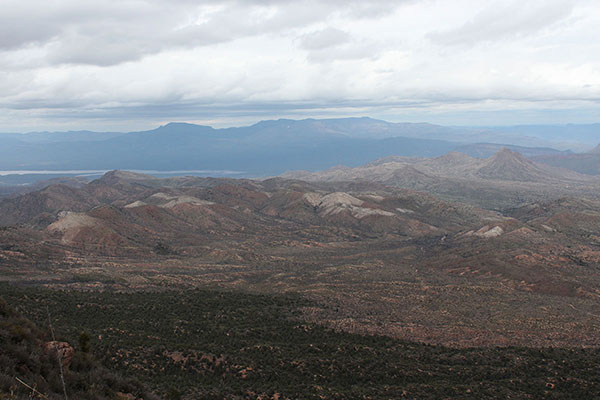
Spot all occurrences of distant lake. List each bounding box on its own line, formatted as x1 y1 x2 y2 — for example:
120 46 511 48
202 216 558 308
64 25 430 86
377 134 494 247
0 169 244 177
0 169 247 186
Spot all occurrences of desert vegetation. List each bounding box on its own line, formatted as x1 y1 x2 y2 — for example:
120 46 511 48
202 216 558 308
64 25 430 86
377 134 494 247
2 284 600 399
0 149 599 397
0 294 157 400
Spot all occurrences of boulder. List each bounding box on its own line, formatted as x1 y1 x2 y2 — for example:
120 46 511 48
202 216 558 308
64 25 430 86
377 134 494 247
43 341 75 368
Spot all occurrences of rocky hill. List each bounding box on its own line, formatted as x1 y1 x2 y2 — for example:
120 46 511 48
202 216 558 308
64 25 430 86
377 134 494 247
284 149 600 209
0 170 500 257
476 148 555 181
533 144 600 175
1 169 600 348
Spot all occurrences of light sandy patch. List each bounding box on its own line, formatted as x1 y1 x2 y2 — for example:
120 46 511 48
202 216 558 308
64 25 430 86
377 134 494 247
161 196 214 208
149 192 172 200
302 192 323 207
474 225 504 238
124 200 147 208
351 207 395 218
362 194 385 202
147 192 214 208
48 212 100 232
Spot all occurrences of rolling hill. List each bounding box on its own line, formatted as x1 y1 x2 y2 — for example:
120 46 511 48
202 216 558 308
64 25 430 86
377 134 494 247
1 167 600 349
533 144 600 175
284 148 600 209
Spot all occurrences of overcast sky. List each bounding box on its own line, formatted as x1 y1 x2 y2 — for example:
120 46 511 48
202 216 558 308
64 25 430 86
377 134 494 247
1 0 599 132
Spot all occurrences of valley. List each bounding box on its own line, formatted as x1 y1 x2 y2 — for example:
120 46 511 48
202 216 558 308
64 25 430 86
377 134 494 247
4 1 600 397
4 284 600 399
2 149 600 351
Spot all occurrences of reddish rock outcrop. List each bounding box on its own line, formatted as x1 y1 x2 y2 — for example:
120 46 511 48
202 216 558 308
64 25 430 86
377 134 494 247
43 341 75 368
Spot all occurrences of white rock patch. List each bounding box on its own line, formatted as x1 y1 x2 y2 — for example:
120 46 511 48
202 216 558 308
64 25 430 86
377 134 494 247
302 192 323 207
303 192 396 219
351 208 395 218
362 194 385 202
124 200 147 208
161 196 214 208
474 225 504 238
146 193 214 208
48 212 100 232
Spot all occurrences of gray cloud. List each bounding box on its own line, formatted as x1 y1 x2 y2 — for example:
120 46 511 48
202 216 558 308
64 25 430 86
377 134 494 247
305 41 382 63
428 0 576 46
0 0 407 67
298 28 351 50
0 0 599 131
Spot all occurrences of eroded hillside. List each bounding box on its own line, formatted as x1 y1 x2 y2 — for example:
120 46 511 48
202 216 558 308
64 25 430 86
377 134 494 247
1 166 600 348
283 149 600 209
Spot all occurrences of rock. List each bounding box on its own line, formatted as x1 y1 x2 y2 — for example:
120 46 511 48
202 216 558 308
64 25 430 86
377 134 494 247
43 341 75 368
115 393 137 400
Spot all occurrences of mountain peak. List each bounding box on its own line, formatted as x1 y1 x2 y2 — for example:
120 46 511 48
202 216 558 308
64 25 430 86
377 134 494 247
94 170 155 185
492 147 527 159
161 122 200 128
476 148 547 182
434 151 476 164
152 122 214 134
590 144 600 154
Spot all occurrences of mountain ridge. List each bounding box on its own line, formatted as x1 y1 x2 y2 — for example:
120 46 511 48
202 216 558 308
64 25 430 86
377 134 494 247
2 167 600 348
283 148 600 209
532 143 600 175
476 148 553 182
0 118 582 177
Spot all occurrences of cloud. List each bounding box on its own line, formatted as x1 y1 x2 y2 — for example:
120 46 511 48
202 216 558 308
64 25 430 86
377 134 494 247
0 0 408 67
428 0 576 46
298 28 351 50
0 0 599 131
296 27 383 63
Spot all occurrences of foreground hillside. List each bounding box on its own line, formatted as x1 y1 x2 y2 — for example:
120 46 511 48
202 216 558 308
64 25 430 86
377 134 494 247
3 285 600 399
0 295 156 399
1 167 600 348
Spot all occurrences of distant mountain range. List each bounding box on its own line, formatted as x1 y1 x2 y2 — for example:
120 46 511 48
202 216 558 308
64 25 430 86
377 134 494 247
1 118 591 178
479 124 600 151
532 146 600 175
